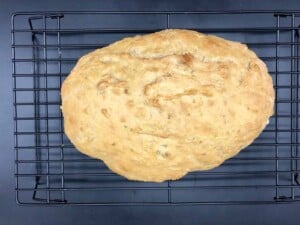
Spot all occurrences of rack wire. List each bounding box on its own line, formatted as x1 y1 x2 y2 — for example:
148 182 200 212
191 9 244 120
12 11 300 205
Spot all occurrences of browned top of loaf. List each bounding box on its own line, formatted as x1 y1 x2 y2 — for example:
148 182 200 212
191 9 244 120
61 29 274 182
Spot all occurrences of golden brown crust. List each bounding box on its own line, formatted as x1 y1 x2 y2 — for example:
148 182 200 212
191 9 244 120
61 29 274 182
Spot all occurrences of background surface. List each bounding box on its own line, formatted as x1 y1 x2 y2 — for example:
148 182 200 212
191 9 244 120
1 0 300 224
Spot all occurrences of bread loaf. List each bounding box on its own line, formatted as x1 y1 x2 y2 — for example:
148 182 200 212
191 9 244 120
61 29 274 182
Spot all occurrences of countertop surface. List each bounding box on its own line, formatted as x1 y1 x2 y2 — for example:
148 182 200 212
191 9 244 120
1 0 300 224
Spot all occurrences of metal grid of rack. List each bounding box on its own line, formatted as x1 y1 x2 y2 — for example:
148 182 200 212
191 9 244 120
12 11 300 205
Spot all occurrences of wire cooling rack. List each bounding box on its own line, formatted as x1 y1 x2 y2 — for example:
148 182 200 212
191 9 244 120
12 11 300 205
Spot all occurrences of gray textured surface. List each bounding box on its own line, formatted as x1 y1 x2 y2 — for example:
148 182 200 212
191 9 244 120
1 0 300 224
